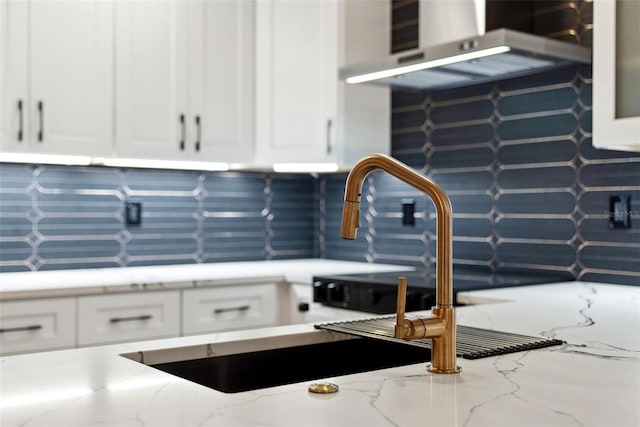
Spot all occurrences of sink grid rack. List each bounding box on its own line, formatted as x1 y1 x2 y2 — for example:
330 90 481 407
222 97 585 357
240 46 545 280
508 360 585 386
315 315 564 360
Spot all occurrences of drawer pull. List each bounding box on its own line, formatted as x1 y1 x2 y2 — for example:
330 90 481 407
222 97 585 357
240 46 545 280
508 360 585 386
109 314 153 323
0 324 43 333
214 305 250 315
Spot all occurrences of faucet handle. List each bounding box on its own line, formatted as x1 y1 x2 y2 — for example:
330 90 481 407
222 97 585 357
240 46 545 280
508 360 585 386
395 277 407 338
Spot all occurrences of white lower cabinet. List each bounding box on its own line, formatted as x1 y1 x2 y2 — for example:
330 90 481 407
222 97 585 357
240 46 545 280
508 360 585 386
182 284 278 335
77 291 180 346
0 297 76 355
0 282 287 355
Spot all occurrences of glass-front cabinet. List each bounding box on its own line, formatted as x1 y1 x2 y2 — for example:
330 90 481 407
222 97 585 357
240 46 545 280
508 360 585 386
593 0 640 152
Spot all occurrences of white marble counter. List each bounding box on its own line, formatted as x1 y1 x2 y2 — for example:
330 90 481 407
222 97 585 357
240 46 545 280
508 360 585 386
1 281 638 426
0 259 414 300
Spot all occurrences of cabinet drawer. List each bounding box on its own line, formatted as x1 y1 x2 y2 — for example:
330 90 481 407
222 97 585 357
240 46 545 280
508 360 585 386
78 291 180 346
183 284 278 335
0 298 76 355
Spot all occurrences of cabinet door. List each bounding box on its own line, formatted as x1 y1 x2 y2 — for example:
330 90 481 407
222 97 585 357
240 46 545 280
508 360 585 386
115 0 188 159
255 0 338 165
188 0 255 163
1 0 113 156
0 298 76 355
336 0 390 167
0 0 29 153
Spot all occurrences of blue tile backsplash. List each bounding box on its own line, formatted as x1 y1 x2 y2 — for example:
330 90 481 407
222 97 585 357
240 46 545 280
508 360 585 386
320 64 640 286
0 166 315 272
1 77 638 284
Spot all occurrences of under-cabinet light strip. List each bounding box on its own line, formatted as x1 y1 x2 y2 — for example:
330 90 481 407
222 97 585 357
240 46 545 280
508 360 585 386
1 154 341 173
345 46 512 84
272 162 340 173
0 153 231 171
0 152 92 166
95 157 230 171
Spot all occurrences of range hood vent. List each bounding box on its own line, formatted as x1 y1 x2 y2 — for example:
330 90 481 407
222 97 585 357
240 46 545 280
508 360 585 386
341 1 591 90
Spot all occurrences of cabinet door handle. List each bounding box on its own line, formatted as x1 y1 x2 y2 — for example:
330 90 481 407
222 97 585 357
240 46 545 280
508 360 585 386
0 324 43 333
109 314 153 323
179 114 186 151
194 115 201 152
326 118 333 155
17 100 24 141
37 101 44 142
214 305 250 314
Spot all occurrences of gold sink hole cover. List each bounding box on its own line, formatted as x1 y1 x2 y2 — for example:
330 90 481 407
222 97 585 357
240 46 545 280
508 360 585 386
308 382 339 394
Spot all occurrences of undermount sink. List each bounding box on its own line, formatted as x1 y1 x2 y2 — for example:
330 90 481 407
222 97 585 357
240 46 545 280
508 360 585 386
122 334 430 394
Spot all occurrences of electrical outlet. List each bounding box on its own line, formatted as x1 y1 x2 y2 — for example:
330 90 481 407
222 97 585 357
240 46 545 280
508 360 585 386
401 198 415 226
125 201 142 226
608 194 631 229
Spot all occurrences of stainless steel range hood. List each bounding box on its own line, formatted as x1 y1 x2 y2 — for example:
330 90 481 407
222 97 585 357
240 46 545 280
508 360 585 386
340 1 591 90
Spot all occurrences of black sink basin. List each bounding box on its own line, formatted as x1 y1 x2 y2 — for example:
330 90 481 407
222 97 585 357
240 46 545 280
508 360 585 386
149 337 430 393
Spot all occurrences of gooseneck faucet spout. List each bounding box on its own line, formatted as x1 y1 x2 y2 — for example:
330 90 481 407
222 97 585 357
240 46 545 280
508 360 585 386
340 153 460 374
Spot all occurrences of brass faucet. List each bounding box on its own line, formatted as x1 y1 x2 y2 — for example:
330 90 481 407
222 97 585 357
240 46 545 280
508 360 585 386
340 153 460 374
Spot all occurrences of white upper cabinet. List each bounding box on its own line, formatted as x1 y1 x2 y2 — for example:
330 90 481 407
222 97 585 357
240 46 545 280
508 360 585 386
336 0 390 168
1 0 114 156
593 0 640 152
115 0 254 163
114 0 188 160
1 0 386 168
255 0 338 166
189 0 254 163
254 0 390 168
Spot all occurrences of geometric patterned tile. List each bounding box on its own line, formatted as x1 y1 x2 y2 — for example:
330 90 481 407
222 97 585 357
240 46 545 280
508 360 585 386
321 64 640 284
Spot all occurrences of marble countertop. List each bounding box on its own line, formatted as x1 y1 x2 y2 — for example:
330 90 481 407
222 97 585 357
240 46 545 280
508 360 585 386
0 259 414 300
1 281 638 426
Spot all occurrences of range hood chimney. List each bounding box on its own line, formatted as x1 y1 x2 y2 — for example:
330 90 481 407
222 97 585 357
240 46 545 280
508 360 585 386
340 0 591 90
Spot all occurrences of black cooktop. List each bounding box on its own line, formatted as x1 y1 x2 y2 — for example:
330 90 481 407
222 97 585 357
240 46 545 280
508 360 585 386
315 266 572 293
313 265 573 313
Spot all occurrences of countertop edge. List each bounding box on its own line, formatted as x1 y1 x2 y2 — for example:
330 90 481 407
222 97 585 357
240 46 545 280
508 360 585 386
0 259 415 300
